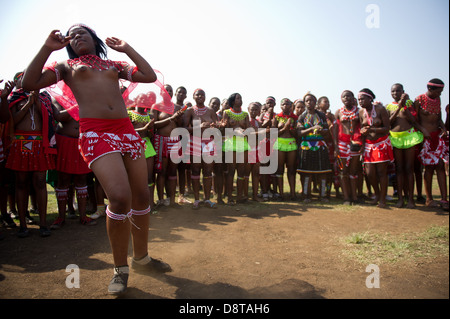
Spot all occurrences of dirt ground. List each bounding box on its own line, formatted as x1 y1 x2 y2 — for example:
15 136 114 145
0 193 448 302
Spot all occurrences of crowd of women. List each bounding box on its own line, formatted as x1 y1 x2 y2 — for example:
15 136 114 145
0 24 448 295
2 76 449 232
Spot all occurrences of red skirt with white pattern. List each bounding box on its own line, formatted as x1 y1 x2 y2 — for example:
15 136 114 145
78 117 145 168
363 135 394 164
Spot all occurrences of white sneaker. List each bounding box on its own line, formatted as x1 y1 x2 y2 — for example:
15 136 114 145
178 195 192 204
90 206 106 219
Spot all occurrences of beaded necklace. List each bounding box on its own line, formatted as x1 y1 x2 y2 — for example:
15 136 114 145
226 108 248 121
340 105 358 121
128 110 150 123
275 112 292 123
416 94 441 114
276 112 297 130
304 112 320 128
386 100 414 112
193 105 208 117
363 106 377 126
67 54 128 72
30 105 36 130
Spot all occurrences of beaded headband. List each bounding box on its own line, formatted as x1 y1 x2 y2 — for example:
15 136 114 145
14 72 24 82
358 92 374 100
427 82 445 88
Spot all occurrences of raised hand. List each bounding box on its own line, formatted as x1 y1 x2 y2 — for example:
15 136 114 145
0 80 15 99
399 93 409 107
105 37 130 53
44 30 71 51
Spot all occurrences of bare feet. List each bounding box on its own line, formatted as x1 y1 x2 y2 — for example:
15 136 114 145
405 201 416 209
377 202 387 208
440 200 449 210
395 199 404 208
320 197 329 203
252 196 262 202
425 199 439 208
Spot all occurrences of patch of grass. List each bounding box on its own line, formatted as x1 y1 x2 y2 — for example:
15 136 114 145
346 231 372 245
342 226 449 265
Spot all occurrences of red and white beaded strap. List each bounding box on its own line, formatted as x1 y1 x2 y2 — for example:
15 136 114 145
44 62 61 83
131 206 151 216
126 66 138 82
106 205 149 229
106 206 132 221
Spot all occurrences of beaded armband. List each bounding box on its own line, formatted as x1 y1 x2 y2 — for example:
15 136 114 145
43 62 61 83
127 66 138 82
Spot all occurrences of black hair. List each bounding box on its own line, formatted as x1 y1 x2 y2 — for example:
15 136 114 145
359 88 376 100
318 96 329 104
341 90 354 97
427 78 445 91
66 25 107 59
303 92 317 102
391 83 404 90
228 93 240 108
249 102 260 109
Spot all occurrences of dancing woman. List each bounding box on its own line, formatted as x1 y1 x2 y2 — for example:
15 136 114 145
22 24 171 295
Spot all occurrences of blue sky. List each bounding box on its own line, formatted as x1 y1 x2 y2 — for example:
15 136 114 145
0 0 448 117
